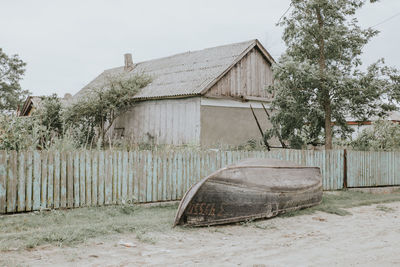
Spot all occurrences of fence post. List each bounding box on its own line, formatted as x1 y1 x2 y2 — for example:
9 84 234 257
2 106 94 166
343 149 347 189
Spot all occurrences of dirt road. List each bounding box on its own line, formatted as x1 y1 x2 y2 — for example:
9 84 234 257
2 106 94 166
2 202 399 266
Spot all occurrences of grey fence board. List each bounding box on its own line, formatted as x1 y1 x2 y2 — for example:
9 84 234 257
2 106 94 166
54 152 60 209
47 152 54 209
85 151 92 206
60 152 67 208
7 151 17 212
17 152 25 212
33 151 41 210
0 151 6 213
79 151 85 206
26 152 33 211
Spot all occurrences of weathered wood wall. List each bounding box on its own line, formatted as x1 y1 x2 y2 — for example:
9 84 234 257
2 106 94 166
0 149 345 214
114 97 201 145
205 47 273 99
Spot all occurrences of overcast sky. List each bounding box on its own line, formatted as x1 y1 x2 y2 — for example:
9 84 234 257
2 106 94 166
1 0 399 97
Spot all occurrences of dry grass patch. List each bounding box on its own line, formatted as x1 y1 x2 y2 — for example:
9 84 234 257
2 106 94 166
1 190 400 250
0 203 177 251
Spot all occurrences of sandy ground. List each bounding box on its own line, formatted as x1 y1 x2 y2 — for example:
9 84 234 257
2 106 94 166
2 202 400 267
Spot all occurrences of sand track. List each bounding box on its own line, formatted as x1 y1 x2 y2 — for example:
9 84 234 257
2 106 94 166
2 202 400 267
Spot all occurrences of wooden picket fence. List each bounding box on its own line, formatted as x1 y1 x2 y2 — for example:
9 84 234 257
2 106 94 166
1 149 398 215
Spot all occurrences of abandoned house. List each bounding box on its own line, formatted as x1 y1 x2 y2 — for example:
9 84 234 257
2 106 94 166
73 39 278 147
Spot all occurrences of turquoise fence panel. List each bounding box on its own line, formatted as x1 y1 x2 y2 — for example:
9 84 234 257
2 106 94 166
347 151 400 187
5 148 400 214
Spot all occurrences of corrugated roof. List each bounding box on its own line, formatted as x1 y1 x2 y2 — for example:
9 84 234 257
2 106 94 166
73 39 270 101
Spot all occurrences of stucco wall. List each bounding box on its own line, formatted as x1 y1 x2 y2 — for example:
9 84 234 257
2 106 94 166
113 97 201 145
200 98 279 147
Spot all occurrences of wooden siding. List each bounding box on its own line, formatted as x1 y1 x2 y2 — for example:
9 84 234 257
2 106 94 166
205 47 273 98
0 149 345 214
114 97 201 145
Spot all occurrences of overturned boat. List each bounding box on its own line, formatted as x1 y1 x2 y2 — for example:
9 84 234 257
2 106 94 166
174 158 322 226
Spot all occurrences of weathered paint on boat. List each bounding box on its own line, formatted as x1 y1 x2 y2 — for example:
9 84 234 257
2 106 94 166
174 158 322 226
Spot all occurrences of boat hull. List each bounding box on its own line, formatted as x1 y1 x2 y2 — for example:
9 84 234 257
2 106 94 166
174 158 323 226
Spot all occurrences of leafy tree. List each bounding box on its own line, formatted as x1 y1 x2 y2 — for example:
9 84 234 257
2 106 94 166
64 73 151 146
0 48 29 113
350 120 400 151
31 94 65 148
35 94 64 135
269 0 400 149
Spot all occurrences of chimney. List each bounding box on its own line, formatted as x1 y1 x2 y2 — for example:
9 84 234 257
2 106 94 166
124 53 133 71
63 93 72 100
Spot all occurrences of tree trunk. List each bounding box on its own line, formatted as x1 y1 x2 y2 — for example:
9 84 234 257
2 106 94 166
100 125 105 148
324 101 333 150
316 7 333 150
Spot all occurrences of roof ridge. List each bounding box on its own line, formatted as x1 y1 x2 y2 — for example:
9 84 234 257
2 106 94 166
129 39 257 67
102 40 258 73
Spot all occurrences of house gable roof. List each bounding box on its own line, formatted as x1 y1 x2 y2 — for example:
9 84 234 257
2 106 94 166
73 39 275 101
18 96 42 116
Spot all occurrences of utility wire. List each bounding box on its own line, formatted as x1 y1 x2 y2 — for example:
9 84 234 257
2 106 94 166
277 3 292 24
370 12 400 28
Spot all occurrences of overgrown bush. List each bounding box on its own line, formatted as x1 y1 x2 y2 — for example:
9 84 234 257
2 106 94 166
35 94 64 136
0 74 152 151
0 95 74 151
0 115 44 150
349 120 400 151
63 73 151 147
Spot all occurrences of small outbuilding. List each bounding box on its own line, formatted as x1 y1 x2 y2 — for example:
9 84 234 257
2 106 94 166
74 39 278 147
18 96 42 116
18 94 73 117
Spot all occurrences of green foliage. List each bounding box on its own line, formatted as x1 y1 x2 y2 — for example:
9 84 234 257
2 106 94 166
0 114 44 150
64 73 151 146
0 95 78 151
0 73 151 151
35 94 64 136
236 139 261 150
0 53 153 151
350 120 400 151
0 48 29 113
269 0 400 149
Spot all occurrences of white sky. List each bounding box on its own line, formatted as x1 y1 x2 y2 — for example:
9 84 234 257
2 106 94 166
1 0 399 97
